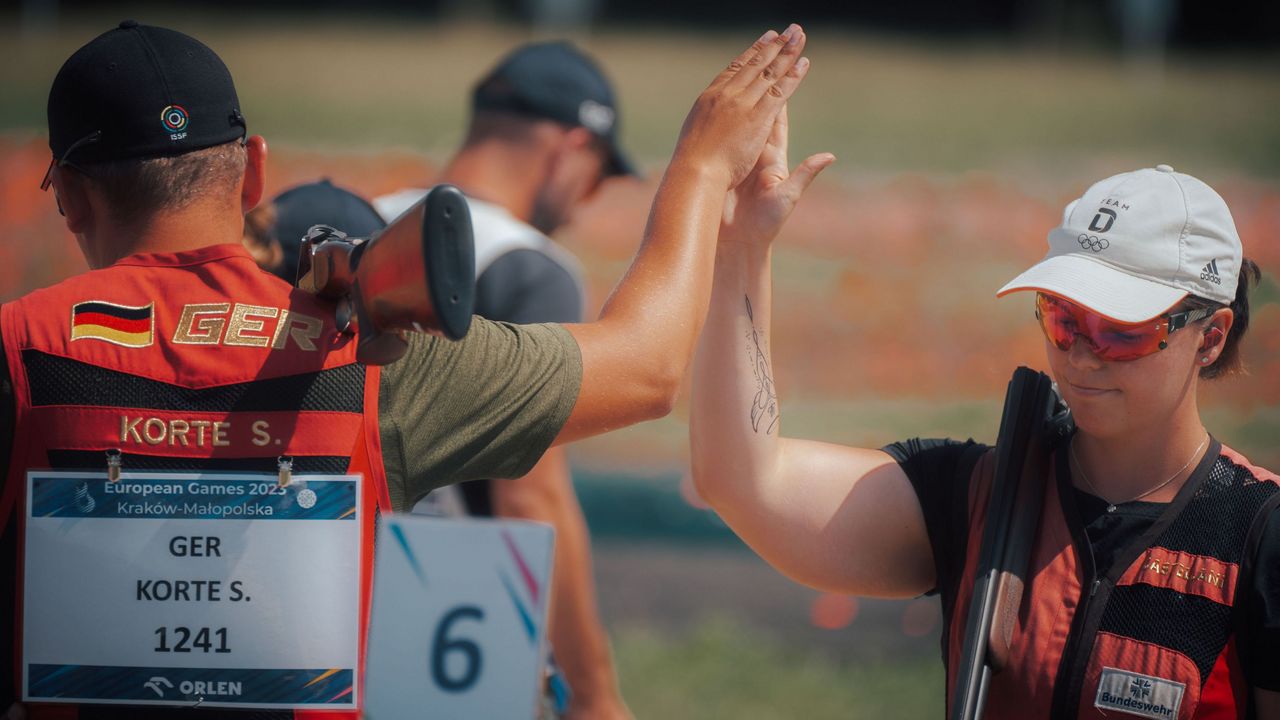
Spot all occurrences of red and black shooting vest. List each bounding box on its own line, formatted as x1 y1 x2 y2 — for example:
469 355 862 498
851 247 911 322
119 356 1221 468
0 244 390 719
947 442 1280 719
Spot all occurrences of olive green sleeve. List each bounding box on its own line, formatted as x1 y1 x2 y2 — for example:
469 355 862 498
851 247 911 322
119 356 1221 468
376 318 582 511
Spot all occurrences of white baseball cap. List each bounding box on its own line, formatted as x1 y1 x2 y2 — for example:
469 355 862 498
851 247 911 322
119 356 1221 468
997 165 1241 323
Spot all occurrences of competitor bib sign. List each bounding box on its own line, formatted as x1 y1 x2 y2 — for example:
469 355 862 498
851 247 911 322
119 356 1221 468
23 471 361 710
364 516 555 720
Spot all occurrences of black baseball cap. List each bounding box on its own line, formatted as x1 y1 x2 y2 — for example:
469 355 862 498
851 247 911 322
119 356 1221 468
43 21 246 188
271 180 386 282
473 41 638 178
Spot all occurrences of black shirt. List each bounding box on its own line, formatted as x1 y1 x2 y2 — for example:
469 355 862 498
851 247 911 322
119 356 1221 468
884 437 1280 691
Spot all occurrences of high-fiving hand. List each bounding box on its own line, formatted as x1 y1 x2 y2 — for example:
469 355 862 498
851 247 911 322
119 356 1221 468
720 105 835 249
673 24 814 192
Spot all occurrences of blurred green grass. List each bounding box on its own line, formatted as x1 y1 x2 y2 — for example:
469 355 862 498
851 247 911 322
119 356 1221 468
614 618 943 719
3 14 1279 178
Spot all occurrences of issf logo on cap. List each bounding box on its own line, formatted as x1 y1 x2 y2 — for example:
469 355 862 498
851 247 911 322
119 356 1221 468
160 105 189 141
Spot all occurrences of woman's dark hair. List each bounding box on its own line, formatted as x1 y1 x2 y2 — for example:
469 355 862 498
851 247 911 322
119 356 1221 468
1182 257 1262 379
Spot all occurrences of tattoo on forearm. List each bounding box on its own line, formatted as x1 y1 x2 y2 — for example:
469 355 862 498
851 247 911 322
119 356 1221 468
745 295 779 435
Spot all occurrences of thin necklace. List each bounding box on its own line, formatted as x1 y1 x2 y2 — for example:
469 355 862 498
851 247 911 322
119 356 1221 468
1070 434 1209 512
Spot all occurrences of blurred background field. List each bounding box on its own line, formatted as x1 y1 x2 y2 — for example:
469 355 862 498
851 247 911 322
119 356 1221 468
2 5 1278 717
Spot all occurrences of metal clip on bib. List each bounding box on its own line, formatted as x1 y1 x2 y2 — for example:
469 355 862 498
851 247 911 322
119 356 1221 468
277 456 294 488
105 449 122 483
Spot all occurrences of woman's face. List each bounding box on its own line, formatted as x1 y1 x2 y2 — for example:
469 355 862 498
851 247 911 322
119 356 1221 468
1042 305 1232 439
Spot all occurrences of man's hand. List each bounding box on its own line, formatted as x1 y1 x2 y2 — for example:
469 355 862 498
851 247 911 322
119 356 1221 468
672 25 812 192
720 106 834 248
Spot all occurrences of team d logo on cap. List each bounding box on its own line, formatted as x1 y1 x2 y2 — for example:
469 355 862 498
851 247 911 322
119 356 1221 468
161 105 189 141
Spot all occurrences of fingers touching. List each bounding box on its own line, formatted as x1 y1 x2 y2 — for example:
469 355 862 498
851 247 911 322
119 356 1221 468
681 25 813 190
713 29 779 89
743 26 807 105
717 24 809 109
768 55 810 109
767 106 790 162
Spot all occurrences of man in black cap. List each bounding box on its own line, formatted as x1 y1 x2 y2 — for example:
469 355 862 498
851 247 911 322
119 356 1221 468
2 20 817 719
374 41 637 719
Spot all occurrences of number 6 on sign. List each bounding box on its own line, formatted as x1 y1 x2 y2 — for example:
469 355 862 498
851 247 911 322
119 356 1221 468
432 606 483 692
365 516 555 720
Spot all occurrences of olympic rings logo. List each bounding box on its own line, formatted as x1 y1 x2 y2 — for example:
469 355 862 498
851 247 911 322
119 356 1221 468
1078 233 1109 252
160 105 189 132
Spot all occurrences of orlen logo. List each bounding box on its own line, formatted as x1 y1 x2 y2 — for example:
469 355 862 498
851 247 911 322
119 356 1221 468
180 679 242 697
143 676 173 697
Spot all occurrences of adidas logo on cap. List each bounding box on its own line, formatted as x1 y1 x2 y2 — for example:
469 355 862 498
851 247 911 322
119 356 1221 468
1201 259 1222 285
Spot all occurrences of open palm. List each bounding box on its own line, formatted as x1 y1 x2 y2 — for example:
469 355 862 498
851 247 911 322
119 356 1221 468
720 106 834 248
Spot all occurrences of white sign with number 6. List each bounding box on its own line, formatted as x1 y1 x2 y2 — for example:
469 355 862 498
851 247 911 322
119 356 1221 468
364 515 555 720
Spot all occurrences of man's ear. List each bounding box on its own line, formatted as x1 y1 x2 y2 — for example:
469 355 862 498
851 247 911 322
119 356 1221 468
51 168 93 234
562 126 598 153
241 135 268 212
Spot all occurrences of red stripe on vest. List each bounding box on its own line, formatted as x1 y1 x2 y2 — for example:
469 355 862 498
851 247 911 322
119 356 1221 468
1116 547 1238 607
1194 636 1246 719
29 406 363 459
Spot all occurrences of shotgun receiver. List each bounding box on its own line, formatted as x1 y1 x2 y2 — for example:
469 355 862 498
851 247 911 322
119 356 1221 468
949 366 1072 720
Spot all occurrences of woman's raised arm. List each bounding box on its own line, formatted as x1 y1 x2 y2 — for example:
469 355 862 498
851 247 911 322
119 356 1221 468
689 109 935 597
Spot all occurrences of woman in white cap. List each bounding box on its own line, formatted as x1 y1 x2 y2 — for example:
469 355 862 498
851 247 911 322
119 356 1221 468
690 146 1279 719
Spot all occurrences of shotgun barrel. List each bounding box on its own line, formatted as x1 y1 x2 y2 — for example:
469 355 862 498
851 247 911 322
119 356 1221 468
949 367 1070 720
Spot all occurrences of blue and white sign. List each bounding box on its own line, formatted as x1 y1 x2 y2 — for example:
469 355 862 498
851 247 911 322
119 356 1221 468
23 471 362 710
364 516 555 720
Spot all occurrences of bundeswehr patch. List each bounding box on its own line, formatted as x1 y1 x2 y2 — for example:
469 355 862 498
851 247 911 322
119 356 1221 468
70 301 154 347
1094 667 1184 719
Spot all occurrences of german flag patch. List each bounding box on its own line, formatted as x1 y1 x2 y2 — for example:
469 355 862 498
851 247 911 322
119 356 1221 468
70 301 154 347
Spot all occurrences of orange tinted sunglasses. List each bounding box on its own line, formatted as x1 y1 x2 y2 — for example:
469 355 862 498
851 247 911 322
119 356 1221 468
1035 293 1212 362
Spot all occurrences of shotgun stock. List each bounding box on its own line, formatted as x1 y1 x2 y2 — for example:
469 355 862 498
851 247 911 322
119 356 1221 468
296 184 476 365
949 366 1072 720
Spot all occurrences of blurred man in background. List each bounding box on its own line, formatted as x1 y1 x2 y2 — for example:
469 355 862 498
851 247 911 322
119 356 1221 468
374 41 636 719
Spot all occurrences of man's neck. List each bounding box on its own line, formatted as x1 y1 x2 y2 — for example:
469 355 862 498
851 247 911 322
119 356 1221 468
84 202 243 269
439 143 545 224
